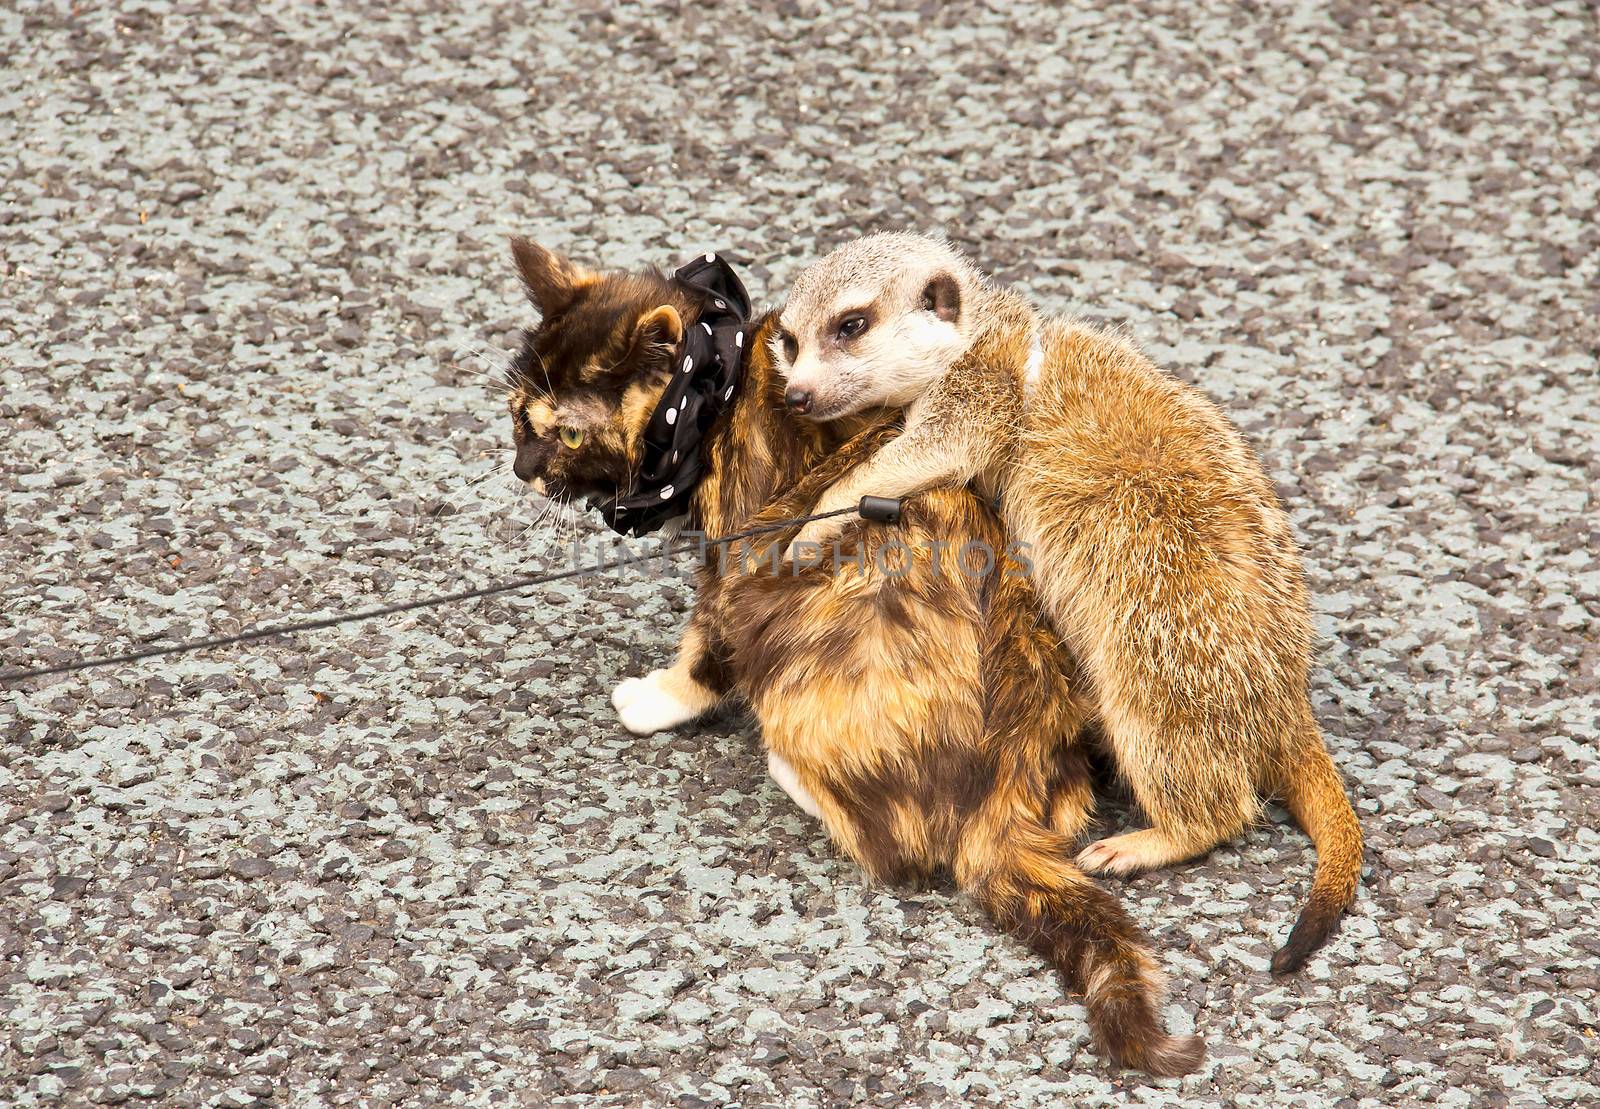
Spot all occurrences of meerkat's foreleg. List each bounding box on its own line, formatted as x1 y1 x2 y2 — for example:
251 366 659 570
781 413 983 561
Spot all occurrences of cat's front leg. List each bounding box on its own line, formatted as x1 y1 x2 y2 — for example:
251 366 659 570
611 623 725 735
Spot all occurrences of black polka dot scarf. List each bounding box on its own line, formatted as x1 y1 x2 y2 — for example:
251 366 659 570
598 251 752 537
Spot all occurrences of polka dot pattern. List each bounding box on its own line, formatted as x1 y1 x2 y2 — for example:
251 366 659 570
599 250 750 536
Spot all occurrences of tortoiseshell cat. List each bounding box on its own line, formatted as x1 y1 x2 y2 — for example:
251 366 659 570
499 239 1204 1075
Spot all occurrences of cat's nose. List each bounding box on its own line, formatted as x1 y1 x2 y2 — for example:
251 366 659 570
784 386 812 415
513 442 543 481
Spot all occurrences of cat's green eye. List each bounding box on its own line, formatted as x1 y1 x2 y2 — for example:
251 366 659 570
558 426 585 449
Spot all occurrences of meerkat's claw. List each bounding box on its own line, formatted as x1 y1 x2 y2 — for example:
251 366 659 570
1077 830 1191 877
780 522 839 567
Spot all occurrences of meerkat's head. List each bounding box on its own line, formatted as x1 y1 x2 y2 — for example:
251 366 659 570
772 232 984 421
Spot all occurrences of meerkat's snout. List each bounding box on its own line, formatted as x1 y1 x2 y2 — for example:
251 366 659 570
782 351 857 420
772 327 843 419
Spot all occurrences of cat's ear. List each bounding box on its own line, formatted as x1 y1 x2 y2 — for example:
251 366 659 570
623 305 684 372
510 238 596 315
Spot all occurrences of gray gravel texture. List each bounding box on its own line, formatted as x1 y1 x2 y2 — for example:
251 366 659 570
2 1 1598 1105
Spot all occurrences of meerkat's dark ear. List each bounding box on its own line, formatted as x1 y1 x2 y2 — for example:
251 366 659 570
921 273 961 323
510 237 596 315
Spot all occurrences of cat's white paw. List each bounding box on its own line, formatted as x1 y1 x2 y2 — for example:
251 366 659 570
767 750 822 819
611 676 648 714
611 669 702 736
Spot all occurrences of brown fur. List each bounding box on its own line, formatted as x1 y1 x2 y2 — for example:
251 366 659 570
778 235 1362 974
500 241 1204 1075
1011 318 1362 975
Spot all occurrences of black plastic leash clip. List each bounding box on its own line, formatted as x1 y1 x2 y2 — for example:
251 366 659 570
857 496 902 524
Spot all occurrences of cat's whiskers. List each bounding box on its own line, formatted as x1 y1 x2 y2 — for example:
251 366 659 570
460 450 513 494
442 337 579 548
444 359 517 398
549 500 574 554
458 370 515 396
435 451 510 518
516 492 559 549
554 491 587 555
445 337 520 397
525 345 557 402
448 338 579 549
462 338 514 374
416 452 523 549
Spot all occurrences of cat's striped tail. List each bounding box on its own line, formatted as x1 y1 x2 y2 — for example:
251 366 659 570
958 818 1204 1076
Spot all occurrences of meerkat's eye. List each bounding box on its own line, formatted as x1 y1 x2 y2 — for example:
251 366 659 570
558 426 584 449
779 330 798 362
837 314 868 341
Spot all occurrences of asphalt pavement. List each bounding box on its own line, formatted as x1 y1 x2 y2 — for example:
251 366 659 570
2 2 1597 1105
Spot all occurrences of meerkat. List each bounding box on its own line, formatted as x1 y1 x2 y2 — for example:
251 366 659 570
771 232 1363 974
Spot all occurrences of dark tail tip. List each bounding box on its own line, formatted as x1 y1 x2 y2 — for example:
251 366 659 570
1271 894 1346 976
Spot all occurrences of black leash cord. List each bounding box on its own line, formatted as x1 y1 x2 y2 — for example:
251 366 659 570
0 502 892 685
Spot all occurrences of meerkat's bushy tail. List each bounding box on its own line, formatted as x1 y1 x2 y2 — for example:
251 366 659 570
1271 730 1364 975
958 819 1204 1076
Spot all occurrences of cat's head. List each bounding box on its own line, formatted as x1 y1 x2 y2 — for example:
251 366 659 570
502 239 694 506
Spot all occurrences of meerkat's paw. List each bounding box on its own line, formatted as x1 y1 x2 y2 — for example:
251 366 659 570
611 670 704 736
767 751 822 819
780 520 844 566
1076 829 1190 877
